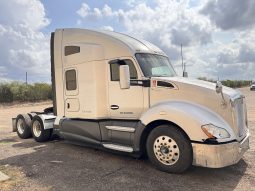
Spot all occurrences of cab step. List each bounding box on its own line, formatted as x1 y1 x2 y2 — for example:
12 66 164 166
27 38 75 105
102 143 133 153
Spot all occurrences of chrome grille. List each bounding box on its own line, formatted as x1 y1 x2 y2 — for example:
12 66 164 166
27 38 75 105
233 97 247 137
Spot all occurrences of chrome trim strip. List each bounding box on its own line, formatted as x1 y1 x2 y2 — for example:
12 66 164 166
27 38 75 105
105 125 135 132
103 144 133 152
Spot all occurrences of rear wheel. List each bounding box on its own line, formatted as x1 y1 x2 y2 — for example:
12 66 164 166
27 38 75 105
146 125 193 173
31 116 52 142
16 114 32 139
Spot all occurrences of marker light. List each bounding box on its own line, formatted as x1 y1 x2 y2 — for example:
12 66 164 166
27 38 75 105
201 124 230 139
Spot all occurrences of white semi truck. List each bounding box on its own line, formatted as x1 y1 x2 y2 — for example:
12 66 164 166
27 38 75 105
13 28 249 173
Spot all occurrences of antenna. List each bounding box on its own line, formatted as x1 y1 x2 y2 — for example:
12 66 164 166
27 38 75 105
181 44 188 77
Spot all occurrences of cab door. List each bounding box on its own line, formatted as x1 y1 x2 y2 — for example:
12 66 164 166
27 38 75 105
108 58 144 119
64 67 80 117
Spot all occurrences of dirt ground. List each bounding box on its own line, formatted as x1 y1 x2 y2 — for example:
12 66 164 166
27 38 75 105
0 88 254 191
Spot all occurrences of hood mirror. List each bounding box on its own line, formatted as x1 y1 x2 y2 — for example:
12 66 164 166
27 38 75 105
216 81 227 107
216 81 223 94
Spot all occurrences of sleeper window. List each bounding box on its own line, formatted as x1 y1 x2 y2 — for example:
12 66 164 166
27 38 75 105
65 69 77 90
110 59 138 81
65 46 80 56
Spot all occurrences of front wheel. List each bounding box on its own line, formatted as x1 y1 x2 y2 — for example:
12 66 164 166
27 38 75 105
146 125 193 173
31 116 52 142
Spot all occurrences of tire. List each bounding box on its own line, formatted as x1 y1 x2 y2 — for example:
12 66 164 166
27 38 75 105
146 124 193 173
16 114 32 139
31 116 52 142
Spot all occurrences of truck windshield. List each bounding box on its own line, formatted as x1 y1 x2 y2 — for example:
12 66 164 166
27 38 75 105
136 53 176 78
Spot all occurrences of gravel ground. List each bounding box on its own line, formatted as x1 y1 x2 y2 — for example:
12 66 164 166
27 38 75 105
0 88 254 191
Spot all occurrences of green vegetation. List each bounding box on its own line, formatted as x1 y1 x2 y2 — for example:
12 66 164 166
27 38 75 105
0 82 52 103
198 77 251 88
0 78 250 103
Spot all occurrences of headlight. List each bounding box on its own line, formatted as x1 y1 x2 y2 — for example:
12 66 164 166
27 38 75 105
201 124 230 139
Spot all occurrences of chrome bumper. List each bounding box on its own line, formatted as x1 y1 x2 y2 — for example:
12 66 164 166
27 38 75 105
192 132 249 168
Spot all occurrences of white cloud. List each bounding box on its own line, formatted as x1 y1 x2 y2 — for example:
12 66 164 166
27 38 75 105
100 26 114 31
77 3 113 20
76 0 255 80
126 0 148 7
201 0 255 30
0 0 50 30
76 0 212 77
77 3 90 18
102 5 113 17
93 8 102 19
0 0 50 82
199 30 255 80
236 31 255 63
199 0 255 79
77 1 212 49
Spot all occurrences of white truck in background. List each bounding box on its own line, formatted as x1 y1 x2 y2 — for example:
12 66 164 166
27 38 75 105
13 28 249 173
250 80 255 91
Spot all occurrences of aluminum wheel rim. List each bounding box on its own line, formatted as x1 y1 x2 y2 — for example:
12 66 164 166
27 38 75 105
17 119 25 134
33 121 42 137
153 135 180 165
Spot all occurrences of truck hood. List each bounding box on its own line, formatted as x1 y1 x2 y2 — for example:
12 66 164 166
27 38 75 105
155 76 241 99
150 76 246 141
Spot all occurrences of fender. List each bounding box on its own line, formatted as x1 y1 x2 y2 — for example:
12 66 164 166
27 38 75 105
36 114 56 130
134 101 236 151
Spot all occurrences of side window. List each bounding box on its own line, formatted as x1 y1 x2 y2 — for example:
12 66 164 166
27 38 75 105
65 46 80 56
110 63 119 81
65 69 77 90
110 59 138 81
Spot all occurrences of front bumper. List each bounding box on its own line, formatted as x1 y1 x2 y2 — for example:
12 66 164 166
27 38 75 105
192 132 249 168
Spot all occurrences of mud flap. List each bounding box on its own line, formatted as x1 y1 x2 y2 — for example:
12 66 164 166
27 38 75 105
12 118 17 132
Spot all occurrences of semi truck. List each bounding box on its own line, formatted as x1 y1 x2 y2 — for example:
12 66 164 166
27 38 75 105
13 28 249 173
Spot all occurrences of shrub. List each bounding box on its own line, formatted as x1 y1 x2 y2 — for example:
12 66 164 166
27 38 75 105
0 84 13 103
198 77 251 88
0 82 52 103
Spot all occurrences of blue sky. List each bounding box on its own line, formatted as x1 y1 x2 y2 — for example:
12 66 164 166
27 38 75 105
0 0 255 83
42 0 138 32
43 0 86 32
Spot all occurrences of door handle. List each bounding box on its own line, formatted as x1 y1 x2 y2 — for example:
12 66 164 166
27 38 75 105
111 105 119 110
67 103 70 109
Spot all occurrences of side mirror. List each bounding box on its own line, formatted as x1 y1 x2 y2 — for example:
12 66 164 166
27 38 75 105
119 65 130 89
216 81 223 94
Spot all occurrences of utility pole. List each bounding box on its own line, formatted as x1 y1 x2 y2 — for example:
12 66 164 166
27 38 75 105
181 44 188 77
26 72 27 85
181 44 184 72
